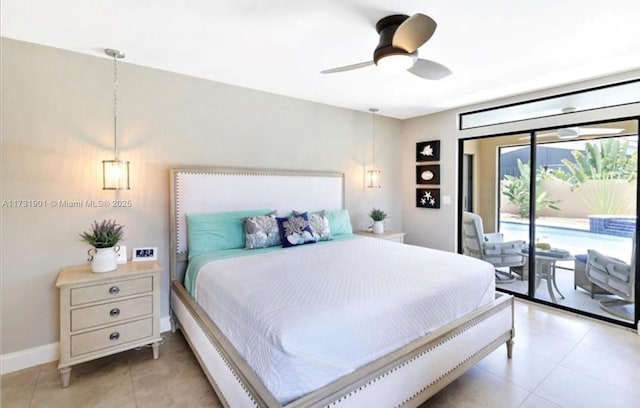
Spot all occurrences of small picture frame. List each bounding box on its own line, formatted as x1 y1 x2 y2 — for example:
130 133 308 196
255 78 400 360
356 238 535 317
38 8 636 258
416 140 440 162
416 164 440 185
132 247 158 262
416 188 441 209
116 245 127 264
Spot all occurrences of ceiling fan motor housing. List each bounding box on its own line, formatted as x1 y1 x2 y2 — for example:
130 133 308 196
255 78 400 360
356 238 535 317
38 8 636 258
374 14 415 64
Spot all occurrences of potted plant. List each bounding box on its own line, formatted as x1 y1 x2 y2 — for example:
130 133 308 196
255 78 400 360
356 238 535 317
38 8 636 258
368 208 388 234
80 220 124 273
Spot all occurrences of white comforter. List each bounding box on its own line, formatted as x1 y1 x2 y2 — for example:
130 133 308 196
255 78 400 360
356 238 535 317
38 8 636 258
195 237 495 404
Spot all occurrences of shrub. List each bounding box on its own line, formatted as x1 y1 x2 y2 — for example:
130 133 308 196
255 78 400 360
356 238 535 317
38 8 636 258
502 159 561 218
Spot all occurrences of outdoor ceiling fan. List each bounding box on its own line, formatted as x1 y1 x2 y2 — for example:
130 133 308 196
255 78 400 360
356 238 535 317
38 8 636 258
520 107 624 140
321 13 451 80
536 126 625 140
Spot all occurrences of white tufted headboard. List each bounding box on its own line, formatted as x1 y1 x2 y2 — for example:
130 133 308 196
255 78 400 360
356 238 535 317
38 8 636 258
170 167 344 282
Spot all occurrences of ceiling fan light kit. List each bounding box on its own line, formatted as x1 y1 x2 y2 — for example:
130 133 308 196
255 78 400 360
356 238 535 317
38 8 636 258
556 127 580 139
375 52 417 72
321 12 450 80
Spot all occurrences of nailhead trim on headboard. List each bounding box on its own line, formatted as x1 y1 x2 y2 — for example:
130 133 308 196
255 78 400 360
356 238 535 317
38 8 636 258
173 168 344 256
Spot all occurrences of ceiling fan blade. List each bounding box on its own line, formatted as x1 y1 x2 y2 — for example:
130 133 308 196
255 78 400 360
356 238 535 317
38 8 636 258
578 127 624 136
392 13 437 53
321 61 374 74
407 59 451 80
518 133 556 140
536 132 557 138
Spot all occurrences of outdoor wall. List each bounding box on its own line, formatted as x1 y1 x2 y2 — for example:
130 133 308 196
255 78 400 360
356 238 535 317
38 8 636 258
501 179 638 218
1 38 403 359
463 134 526 232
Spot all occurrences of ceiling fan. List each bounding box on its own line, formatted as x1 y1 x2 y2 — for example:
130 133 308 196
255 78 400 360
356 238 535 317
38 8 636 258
321 13 451 80
518 126 625 141
536 126 625 140
519 107 624 140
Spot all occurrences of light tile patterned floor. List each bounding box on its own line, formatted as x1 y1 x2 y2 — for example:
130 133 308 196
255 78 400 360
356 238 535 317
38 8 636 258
2 300 639 408
496 265 634 324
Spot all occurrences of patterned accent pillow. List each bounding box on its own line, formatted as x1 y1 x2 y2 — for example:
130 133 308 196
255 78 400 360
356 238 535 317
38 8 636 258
277 213 317 248
293 210 332 241
244 211 281 249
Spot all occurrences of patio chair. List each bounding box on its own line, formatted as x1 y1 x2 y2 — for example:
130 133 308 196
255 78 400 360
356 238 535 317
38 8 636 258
461 212 526 283
586 233 635 321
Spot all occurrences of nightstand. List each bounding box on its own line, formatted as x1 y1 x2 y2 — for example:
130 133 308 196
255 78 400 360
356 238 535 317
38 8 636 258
55 261 162 388
355 230 405 243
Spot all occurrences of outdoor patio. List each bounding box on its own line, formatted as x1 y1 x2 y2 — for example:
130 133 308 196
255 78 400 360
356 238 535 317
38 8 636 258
495 215 635 323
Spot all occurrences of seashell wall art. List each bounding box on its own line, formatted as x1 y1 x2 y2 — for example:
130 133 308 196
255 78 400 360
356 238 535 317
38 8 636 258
416 140 441 209
416 165 440 185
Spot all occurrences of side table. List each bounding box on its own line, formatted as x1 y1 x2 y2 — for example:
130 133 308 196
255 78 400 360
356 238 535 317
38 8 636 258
56 261 162 387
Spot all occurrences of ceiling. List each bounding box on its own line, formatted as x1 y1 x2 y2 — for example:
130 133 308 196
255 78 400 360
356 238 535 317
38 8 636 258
2 0 640 119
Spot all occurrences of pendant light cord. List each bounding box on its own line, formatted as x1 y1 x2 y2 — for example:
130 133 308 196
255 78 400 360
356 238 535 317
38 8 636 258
369 108 379 168
112 54 119 160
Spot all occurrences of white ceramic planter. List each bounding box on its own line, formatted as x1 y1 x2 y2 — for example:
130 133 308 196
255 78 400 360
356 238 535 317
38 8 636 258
372 221 384 234
89 246 119 273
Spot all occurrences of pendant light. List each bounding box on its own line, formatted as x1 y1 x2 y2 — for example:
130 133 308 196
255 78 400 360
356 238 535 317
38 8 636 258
367 108 381 188
102 48 130 190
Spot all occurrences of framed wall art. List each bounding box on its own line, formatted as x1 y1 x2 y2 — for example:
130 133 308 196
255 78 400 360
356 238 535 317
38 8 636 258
416 164 440 185
416 188 441 209
416 140 440 162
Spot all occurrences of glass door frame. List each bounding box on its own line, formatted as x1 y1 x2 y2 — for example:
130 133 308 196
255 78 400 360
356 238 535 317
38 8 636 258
457 115 640 330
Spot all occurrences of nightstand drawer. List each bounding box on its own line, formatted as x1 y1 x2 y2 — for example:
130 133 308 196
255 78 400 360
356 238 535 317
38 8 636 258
71 318 153 357
71 296 153 332
70 277 152 306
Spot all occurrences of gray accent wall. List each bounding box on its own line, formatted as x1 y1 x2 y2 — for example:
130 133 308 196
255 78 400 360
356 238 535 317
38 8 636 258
2 36 639 359
1 38 403 354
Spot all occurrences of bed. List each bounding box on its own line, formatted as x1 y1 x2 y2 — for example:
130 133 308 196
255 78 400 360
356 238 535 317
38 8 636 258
169 167 515 408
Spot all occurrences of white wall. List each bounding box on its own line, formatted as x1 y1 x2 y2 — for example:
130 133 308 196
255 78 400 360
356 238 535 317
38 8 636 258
401 70 640 251
0 38 403 357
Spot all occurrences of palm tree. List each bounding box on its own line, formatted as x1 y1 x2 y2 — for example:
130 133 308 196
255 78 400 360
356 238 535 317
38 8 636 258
554 138 637 215
557 138 637 187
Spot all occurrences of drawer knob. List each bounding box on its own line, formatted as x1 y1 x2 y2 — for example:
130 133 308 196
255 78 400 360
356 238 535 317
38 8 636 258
109 286 120 295
109 332 120 341
109 308 120 317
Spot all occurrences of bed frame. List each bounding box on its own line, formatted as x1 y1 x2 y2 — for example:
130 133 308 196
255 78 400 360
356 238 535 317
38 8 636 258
169 166 515 408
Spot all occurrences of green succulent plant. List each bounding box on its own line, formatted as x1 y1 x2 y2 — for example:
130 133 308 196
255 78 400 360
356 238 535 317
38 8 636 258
368 208 388 221
80 220 124 248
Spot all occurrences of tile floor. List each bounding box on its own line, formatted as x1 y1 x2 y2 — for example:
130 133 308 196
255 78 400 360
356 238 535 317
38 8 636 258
2 300 639 408
496 265 634 324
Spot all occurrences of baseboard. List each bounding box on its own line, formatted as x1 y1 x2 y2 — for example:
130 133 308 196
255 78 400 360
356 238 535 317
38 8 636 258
0 342 59 375
1 316 174 375
160 315 172 333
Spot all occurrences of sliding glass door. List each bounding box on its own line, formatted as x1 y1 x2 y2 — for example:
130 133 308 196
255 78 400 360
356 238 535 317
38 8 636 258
460 118 639 327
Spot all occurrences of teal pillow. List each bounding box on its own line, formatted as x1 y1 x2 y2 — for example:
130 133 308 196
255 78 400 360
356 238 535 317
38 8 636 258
187 209 272 259
325 209 353 236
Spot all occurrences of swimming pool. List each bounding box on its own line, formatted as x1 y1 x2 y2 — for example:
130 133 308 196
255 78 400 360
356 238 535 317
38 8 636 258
500 221 633 263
